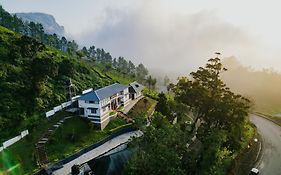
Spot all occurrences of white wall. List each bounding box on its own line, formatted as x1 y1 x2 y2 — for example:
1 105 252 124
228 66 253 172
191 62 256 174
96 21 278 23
1 130 29 151
78 100 101 117
45 100 73 118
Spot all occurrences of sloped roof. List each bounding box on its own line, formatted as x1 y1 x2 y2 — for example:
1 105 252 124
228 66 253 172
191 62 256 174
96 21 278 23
129 82 145 93
78 83 129 101
78 91 99 101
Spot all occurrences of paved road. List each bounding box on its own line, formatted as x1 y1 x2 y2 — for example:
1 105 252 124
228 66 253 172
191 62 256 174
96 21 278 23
250 114 281 175
53 130 143 175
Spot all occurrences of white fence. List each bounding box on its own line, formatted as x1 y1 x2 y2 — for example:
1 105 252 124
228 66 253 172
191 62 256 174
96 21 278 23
0 130 29 152
45 97 80 118
45 91 85 118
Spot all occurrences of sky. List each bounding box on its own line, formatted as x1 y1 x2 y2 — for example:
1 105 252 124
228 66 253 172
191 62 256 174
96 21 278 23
2 0 281 77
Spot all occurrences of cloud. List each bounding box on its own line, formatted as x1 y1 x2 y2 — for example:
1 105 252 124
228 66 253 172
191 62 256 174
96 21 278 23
73 1 281 77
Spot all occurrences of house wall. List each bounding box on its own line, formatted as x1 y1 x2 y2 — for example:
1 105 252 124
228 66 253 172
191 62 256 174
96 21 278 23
123 88 130 105
78 100 101 117
100 97 111 116
135 91 142 98
78 87 131 129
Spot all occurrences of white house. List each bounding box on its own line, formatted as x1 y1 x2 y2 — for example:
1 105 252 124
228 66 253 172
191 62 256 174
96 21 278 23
78 83 130 129
78 83 144 129
129 82 145 100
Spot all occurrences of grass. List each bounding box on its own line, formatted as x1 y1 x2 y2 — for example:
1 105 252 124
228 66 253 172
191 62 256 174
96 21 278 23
46 117 129 162
0 111 129 174
0 111 69 174
128 97 157 118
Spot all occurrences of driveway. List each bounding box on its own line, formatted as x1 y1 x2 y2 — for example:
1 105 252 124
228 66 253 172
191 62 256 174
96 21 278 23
52 130 143 175
250 114 281 175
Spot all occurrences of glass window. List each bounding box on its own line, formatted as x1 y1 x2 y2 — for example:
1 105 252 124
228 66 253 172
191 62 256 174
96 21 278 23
88 108 98 114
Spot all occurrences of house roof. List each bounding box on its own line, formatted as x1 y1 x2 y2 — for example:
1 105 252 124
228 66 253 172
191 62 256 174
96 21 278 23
129 82 145 93
78 83 129 101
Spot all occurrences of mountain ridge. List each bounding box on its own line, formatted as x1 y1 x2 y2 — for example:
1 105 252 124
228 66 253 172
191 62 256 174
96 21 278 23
15 12 65 37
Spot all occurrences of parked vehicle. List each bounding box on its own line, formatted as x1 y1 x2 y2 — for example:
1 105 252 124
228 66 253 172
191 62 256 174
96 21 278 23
250 168 259 174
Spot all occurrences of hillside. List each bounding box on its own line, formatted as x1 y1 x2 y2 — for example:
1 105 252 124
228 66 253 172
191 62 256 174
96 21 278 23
0 25 134 142
222 57 281 115
0 3 150 143
15 12 65 37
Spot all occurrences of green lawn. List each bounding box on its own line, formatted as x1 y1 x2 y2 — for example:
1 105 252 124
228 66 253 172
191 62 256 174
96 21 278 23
0 111 129 174
46 116 129 162
128 97 157 118
0 111 69 174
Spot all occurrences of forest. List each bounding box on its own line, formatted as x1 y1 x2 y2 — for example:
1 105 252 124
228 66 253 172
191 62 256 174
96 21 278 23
0 5 149 142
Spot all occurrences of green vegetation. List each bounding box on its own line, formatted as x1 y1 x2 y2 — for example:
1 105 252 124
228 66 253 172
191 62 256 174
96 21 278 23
0 114 130 174
142 88 159 100
125 112 192 175
0 5 150 174
47 117 130 162
229 125 259 175
109 111 117 116
0 111 69 174
46 117 105 161
128 97 157 118
126 56 253 175
0 5 150 141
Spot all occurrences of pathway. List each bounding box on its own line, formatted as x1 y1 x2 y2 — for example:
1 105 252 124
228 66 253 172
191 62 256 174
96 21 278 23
36 116 73 166
52 130 143 175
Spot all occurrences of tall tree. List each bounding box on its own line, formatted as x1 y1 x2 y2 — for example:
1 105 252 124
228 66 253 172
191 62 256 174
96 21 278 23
164 75 170 86
173 55 251 129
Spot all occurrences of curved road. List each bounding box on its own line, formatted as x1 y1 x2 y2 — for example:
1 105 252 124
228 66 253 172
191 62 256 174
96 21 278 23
250 114 281 175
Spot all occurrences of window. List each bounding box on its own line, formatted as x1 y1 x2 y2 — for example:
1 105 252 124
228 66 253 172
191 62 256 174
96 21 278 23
88 108 98 114
88 101 98 104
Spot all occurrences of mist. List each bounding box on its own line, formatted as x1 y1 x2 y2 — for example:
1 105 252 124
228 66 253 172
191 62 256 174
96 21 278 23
72 0 281 79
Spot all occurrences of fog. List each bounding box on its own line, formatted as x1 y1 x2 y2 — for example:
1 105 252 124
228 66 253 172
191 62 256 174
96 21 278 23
3 0 281 78
222 57 281 115
72 0 281 79
2 0 281 114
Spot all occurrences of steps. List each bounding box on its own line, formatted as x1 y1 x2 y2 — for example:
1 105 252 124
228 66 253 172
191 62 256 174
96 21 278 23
35 116 73 166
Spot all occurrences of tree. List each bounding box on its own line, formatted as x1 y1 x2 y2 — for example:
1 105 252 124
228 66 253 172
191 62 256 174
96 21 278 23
164 75 170 86
125 113 189 175
81 46 88 57
146 75 157 90
155 92 170 117
136 63 148 82
128 60 136 76
60 36 68 51
167 83 175 94
88 45 96 58
173 55 251 130
67 40 78 55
